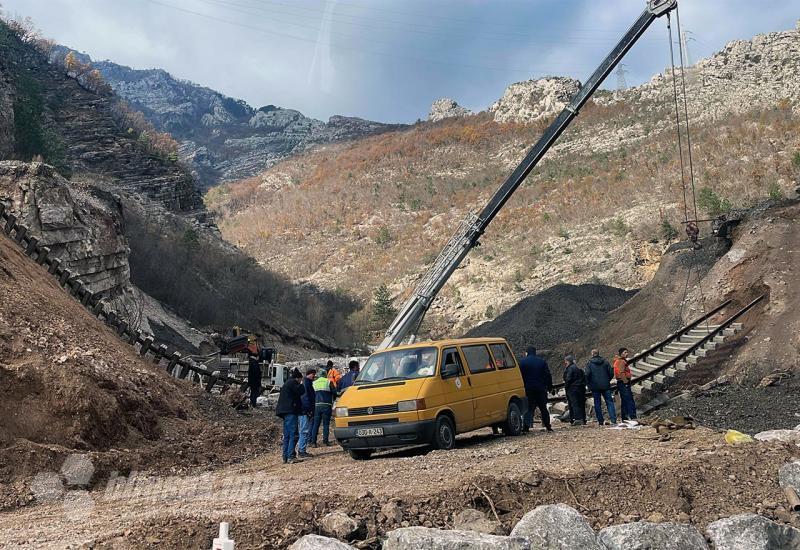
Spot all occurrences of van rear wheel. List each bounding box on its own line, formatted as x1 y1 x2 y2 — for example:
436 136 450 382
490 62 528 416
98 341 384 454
432 415 456 450
502 401 523 436
348 449 373 460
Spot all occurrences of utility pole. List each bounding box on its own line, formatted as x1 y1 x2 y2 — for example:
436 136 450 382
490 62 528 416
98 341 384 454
616 64 628 91
680 30 695 66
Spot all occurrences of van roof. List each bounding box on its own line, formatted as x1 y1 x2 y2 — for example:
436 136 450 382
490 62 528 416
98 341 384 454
380 337 510 352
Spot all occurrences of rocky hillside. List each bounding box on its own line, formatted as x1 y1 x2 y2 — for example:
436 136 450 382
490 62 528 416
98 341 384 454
0 21 359 351
209 22 800 340
53 47 404 189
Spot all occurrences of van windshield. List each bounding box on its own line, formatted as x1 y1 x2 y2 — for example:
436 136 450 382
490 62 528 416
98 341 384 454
355 347 439 385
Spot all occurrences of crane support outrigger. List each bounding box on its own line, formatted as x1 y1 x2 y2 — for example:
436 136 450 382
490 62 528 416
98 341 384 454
378 0 677 351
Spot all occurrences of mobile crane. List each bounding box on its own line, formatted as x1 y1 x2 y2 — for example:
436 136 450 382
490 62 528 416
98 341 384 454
378 0 678 351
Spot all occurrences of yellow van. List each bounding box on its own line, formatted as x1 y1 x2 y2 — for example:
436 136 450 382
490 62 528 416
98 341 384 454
333 337 528 460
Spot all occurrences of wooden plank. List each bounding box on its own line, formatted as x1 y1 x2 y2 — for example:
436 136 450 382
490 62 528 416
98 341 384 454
92 299 106 315
4 213 16 234
139 336 154 356
167 351 182 374
25 235 39 256
36 246 50 265
178 363 191 379
48 257 62 275
0 202 5 220
81 289 93 306
13 224 26 244
59 269 72 286
116 320 128 336
205 374 218 393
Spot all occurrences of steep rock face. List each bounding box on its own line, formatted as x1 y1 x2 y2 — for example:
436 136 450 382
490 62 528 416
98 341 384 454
428 98 472 122
0 161 129 297
2 33 202 215
52 49 404 188
490 77 581 123
0 73 13 158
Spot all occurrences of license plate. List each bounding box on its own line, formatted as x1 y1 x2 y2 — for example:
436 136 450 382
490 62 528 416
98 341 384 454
356 427 384 437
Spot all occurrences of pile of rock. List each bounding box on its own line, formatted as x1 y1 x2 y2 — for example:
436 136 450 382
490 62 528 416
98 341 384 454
291 502 800 549
428 98 472 122
489 77 581 123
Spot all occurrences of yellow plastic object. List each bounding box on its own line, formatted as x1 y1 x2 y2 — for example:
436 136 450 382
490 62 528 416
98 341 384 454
725 430 754 445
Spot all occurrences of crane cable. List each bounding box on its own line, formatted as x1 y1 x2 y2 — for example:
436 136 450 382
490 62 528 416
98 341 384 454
667 9 710 330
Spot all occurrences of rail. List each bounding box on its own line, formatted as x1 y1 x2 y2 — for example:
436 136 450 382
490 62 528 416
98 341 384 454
0 204 270 394
547 295 764 403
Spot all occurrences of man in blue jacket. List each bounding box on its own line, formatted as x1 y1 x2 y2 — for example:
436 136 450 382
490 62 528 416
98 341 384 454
585 349 618 425
518 346 553 433
297 367 317 458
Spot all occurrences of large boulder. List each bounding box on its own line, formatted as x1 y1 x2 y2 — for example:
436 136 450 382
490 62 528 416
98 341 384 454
383 526 529 550
320 510 360 539
289 534 355 549
489 77 581 123
707 514 800 550
779 461 800 492
509 504 603 550
598 522 709 550
753 429 800 443
452 508 501 535
428 98 472 122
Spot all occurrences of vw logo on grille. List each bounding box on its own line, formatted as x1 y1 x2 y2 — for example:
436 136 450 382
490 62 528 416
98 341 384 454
367 407 374 415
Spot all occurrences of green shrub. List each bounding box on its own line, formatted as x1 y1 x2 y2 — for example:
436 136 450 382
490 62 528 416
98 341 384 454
485 305 495 319
792 151 800 169
697 187 732 216
767 182 784 201
660 219 678 240
375 226 392 246
557 227 570 240
602 217 630 237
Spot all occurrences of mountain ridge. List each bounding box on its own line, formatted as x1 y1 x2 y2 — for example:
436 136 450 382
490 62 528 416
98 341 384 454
52 46 405 189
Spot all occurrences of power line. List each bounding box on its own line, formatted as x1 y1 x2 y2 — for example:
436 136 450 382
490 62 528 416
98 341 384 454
134 0 583 76
196 0 659 48
616 64 628 91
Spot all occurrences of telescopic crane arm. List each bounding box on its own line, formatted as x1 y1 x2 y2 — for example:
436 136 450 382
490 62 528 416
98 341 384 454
377 0 677 351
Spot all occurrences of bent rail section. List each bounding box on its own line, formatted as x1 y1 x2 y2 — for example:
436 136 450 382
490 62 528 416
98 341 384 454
0 204 261 395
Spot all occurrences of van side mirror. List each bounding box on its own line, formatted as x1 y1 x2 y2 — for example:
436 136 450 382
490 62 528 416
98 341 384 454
441 362 459 379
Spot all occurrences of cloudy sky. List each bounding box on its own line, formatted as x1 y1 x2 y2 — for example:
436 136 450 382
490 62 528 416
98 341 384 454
4 0 799 122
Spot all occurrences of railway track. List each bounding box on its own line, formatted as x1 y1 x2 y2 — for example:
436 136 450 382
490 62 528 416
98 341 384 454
549 295 765 418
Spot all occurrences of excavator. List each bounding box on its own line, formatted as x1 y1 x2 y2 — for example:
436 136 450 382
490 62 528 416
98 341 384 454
377 0 679 351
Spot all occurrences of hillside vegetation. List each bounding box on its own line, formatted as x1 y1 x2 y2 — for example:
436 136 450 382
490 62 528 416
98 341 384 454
208 24 800 341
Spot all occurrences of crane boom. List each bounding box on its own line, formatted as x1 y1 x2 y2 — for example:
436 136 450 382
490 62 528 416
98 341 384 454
378 0 677 351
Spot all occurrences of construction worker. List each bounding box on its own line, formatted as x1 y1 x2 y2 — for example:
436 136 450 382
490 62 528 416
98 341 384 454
247 347 262 407
614 347 637 421
311 368 336 446
297 367 317 458
338 360 360 394
563 355 587 425
326 360 342 390
585 349 618 425
518 346 553 433
275 368 305 464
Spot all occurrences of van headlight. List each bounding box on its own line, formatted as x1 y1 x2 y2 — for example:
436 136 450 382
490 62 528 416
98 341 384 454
334 407 349 417
397 399 426 412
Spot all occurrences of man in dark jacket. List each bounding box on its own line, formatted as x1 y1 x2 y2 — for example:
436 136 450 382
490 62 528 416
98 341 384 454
585 349 618 425
338 360 360 395
518 346 553 433
563 355 587 425
297 368 317 458
276 368 305 464
247 349 262 407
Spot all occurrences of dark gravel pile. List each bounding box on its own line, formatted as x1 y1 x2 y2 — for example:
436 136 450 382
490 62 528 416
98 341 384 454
465 283 637 360
655 382 800 434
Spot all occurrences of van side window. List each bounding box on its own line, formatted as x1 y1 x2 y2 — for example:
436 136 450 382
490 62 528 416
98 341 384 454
490 343 516 370
461 345 496 374
441 347 464 378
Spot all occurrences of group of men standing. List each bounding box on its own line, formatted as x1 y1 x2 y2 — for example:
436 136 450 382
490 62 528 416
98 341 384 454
275 360 360 464
520 347 637 429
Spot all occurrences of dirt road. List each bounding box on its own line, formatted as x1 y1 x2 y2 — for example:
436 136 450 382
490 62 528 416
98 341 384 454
1 421 798 549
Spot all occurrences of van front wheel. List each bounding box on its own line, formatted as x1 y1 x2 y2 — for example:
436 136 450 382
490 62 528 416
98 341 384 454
433 415 456 450
502 402 523 436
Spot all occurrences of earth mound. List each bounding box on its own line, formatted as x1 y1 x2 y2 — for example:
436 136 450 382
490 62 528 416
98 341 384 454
465 283 637 359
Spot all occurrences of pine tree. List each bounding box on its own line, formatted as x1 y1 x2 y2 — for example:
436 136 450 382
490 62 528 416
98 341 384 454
372 283 397 328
